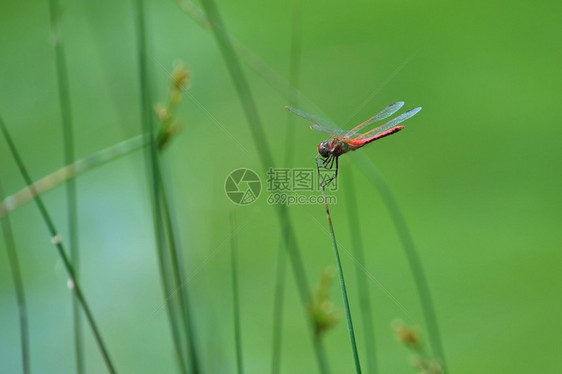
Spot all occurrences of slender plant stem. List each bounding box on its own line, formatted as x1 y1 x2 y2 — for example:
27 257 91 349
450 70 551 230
132 1 189 372
351 152 447 372
318 168 362 374
344 169 378 374
229 208 244 374
47 0 83 370
175 0 320 114
270 239 286 374
0 114 116 373
0 182 30 374
0 134 148 218
271 1 302 372
157 165 200 373
198 1 330 372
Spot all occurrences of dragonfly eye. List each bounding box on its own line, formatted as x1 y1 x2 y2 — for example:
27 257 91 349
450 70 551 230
317 141 330 158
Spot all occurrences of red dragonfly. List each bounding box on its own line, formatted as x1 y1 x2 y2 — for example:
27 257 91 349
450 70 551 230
285 101 421 184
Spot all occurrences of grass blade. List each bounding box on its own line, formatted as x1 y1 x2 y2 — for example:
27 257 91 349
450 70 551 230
198 0 330 371
132 1 195 372
47 0 83 370
270 239 286 374
0 182 30 374
271 1 302 371
344 168 378 373
158 165 200 373
175 0 320 113
0 113 116 373
351 152 447 371
229 208 244 374
0 134 148 218
319 168 362 374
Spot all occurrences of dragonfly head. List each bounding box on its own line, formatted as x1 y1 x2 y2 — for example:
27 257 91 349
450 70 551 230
317 141 330 158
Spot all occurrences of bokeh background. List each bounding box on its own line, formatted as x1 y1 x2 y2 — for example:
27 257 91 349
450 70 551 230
1 0 561 373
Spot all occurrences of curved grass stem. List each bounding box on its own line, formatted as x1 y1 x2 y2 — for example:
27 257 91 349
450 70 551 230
351 152 447 372
198 0 330 371
0 182 30 374
0 114 116 374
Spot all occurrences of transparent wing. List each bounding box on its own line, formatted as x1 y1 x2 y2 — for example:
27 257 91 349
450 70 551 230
310 124 349 138
356 107 422 140
344 101 405 139
285 106 345 139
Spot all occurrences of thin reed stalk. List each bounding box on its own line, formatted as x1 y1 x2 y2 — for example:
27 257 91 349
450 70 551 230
198 0 330 372
229 208 244 374
175 0 320 113
132 1 189 372
318 169 362 374
0 182 30 374
351 152 446 372
157 165 200 373
344 169 378 374
271 1 302 372
0 114 116 373
47 0 83 369
0 134 148 218
270 240 286 374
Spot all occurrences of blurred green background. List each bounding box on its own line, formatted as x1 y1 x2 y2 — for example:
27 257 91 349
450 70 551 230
1 0 561 373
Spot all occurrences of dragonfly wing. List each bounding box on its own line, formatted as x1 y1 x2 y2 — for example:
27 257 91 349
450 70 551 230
343 101 405 138
285 106 337 127
310 124 348 138
285 106 345 138
356 107 422 139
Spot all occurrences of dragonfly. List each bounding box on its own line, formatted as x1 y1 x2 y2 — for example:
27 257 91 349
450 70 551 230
285 101 422 185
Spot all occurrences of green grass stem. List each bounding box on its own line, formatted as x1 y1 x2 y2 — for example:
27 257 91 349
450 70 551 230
229 208 244 374
351 152 447 372
133 0 190 372
319 169 362 374
47 0 83 369
0 182 30 374
175 0 320 113
0 113 116 373
158 165 200 373
0 134 148 218
271 1 302 372
198 0 330 372
270 240 286 374
344 169 378 374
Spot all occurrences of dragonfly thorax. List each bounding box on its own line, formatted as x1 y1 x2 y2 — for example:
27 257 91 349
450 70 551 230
318 139 352 159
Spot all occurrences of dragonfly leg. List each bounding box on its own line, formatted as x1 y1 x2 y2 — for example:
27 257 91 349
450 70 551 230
320 156 338 188
328 157 338 186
